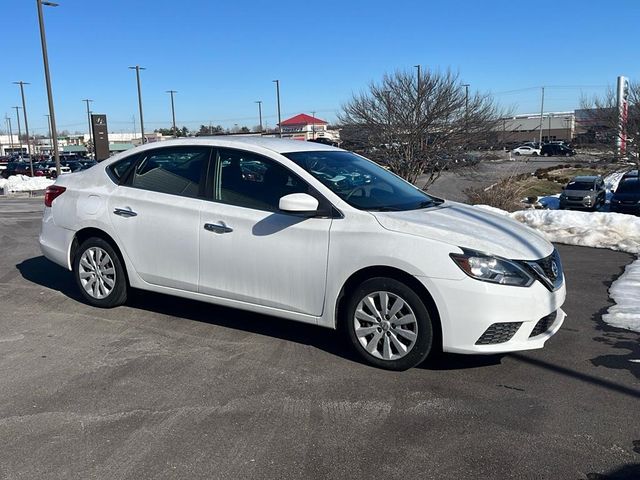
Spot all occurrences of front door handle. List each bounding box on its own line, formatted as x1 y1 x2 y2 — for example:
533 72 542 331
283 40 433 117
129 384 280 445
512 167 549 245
113 207 137 217
204 222 233 234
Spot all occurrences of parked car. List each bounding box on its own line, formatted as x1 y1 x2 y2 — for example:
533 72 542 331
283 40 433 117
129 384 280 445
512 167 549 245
40 138 566 370
512 145 541 156
541 144 576 157
1 161 32 178
610 178 640 215
559 175 606 210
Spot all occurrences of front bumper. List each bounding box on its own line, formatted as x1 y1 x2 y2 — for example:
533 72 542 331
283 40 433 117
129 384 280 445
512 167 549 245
417 274 566 354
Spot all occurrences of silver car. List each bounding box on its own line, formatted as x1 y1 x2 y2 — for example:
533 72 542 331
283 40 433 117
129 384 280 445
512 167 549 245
559 175 606 210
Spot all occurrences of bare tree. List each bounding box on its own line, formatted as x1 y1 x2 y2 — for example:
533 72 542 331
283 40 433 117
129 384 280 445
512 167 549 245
579 80 639 166
338 69 506 188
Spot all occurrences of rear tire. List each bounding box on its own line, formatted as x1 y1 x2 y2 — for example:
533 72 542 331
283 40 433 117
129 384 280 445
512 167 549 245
73 237 127 308
344 277 433 370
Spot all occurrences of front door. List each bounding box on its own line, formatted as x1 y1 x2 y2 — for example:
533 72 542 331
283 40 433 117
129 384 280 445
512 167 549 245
198 147 332 316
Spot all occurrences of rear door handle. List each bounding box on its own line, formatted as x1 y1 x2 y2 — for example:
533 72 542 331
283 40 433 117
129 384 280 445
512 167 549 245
204 222 233 234
113 207 137 217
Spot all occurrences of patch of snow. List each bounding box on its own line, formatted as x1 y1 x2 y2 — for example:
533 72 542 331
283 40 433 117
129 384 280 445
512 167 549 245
604 170 626 193
0 175 54 193
473 205 640 333
602 260 640 333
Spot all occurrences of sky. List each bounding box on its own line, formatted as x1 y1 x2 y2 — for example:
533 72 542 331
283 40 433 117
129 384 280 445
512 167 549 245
1 0 639 136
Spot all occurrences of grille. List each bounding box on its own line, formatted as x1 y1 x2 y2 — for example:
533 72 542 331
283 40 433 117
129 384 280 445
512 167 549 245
567 196 583 201
530 311 557 337
536 253 558 281
475 322 522 345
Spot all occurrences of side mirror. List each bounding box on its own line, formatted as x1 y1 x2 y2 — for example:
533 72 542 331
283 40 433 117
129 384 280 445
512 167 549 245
279 193 319 214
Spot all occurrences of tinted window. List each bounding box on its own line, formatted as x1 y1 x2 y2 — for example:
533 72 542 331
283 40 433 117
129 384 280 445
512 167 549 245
616 179 640 194
109 155 138 181
215 148 308 211
565 181 594 191
284 150 439 211
131 147 209 197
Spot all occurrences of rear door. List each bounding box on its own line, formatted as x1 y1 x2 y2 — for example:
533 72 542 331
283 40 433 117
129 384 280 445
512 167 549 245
107 146 211 291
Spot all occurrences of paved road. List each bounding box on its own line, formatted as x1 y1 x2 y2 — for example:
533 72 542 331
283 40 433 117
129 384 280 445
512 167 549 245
0 198 638 480
425 155 597 202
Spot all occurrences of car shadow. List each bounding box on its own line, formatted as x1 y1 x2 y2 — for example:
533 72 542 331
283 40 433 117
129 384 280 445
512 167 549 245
17 255 502 371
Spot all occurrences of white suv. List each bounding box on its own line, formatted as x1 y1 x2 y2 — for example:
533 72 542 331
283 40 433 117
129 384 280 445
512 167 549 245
40 138 566 370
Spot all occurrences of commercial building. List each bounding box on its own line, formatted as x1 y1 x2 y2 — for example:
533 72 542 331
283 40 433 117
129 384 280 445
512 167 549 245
278 114 340 143
498 112 574 144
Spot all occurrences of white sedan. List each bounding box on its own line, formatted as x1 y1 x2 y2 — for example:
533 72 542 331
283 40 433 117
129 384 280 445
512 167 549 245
512 145 541 156
40 138 566 370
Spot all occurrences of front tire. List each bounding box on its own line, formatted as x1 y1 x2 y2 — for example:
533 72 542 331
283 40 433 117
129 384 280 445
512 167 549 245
345 277 433 370
73 237 127 308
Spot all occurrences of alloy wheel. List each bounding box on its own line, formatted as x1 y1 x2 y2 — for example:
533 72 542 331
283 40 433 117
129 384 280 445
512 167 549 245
78 247 116 299
353 291 418 361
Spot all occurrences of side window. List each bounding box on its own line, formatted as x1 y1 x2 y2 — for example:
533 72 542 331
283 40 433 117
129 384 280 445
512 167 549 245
215 148 308 212
130 147 209 198
107 154 138 183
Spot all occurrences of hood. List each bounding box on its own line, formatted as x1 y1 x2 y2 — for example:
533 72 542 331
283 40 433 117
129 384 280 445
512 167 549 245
371 201 552 260
562 189 595 196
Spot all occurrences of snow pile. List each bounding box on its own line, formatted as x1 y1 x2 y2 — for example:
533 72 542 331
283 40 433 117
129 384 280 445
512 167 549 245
0 175 54 193
602 261 640 332
474 205 640 333
511 210 640 254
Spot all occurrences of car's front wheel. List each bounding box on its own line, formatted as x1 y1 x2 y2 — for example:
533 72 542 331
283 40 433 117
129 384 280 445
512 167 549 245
345 277 433 370
73 237 127 308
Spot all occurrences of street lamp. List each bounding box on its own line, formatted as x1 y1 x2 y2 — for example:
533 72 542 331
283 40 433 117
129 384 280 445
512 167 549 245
5 116 14 153
14 81 34 174
255 100 263 133
129 65 146 144
45 114 51 151
82 99 93 156
273 80 282 137
36 0 61 176
13 106 22 154
166 90 177 137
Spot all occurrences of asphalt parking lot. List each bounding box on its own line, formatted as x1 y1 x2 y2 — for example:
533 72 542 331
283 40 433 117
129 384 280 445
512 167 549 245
0 198 639 480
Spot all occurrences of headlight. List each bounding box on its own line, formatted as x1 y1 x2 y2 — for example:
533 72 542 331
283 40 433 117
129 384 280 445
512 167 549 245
450 249 534 287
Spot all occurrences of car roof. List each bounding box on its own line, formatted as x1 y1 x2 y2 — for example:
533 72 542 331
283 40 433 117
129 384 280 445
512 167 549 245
127 137 341 155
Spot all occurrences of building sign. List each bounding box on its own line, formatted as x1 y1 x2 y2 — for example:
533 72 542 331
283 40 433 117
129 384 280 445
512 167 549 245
91 114 109 161
616 75 629 156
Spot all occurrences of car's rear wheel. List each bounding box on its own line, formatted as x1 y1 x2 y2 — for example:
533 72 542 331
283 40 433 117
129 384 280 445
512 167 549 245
73 237 127 308
345 277 433 370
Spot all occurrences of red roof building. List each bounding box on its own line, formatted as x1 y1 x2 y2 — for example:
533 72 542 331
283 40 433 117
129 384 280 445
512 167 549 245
277 113 338 142
280 113 328 127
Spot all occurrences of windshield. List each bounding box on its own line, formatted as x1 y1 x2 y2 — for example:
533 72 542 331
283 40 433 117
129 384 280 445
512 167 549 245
284 150 440 211
616 179 640 194
565 181 594 191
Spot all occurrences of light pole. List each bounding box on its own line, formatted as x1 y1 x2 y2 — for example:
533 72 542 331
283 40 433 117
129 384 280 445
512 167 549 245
166 90 177 137
414 64 422 147
311 110 316 140
273 80 282 137
461 83 470 133
13 106 22 154
129 65 146 144
14 81 34 174
45 114 51 154
5 116 14 154
36 0 61 176
538 86 545 145
82 99 93 156
255 100 263 133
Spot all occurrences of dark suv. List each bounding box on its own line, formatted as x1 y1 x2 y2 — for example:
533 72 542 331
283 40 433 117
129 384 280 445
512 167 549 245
610 178 640 215
541 144 576 157
559 175 606 210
